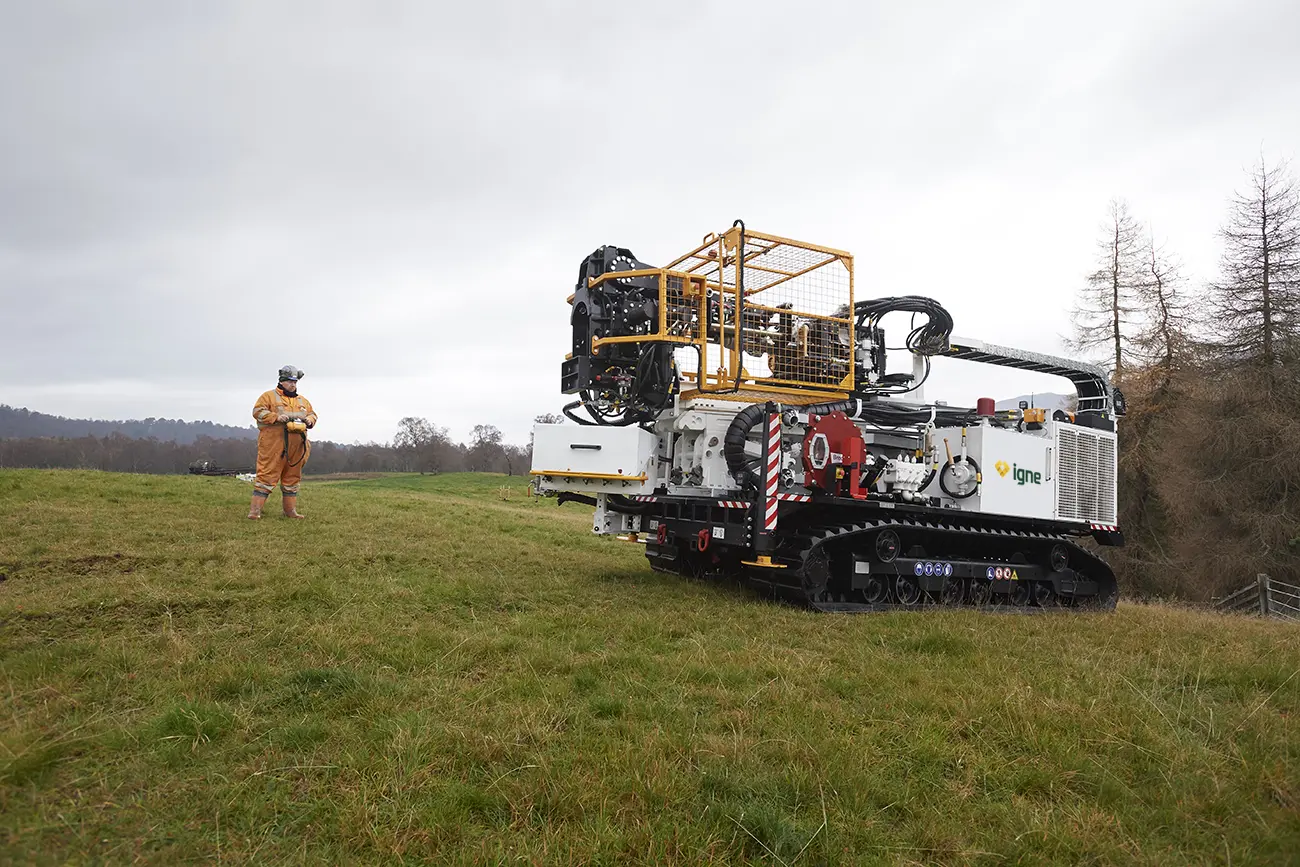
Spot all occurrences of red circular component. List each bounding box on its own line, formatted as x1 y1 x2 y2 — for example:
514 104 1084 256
802 411 866 494
977 397 996 416
697 528 711 551
656 523 668 544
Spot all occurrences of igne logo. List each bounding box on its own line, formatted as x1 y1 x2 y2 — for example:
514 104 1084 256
996 459 1042 486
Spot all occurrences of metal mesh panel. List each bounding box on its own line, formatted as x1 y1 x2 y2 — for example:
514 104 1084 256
1055 427 1118 524
663 274 692 339
668 231 853 392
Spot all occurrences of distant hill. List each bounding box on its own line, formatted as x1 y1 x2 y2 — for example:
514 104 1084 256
0 405 257 444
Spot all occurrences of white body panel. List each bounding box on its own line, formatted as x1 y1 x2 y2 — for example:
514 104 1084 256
928 424 1055 520
661 398 770 495
531 424 659 495
926 421 1118 525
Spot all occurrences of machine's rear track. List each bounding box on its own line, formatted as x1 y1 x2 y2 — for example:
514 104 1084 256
647 513 1118 613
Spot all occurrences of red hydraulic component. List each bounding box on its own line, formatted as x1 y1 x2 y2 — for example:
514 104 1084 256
657 523 668 544
802 411 867 500
697 528 711 551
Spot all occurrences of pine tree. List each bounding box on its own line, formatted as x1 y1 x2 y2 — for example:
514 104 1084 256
1208 157 1300 378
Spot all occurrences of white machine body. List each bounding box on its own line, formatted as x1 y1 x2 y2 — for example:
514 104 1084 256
532 400 1118 535
921 422 1117 524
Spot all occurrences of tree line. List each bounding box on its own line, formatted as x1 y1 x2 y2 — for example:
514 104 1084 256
1071 155 1300 601
0 416 561 477
0 405 257 444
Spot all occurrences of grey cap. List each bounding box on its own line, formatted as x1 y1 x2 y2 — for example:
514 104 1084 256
278 365 305 382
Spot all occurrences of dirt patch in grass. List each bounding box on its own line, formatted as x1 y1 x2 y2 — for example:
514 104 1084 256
6 595 240 640
0 552 161 579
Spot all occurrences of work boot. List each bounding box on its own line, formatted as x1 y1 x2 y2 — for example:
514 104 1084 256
248 492 268 519
282 495 305 519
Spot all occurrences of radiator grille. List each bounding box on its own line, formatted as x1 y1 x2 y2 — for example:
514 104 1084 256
1055 426 1117 524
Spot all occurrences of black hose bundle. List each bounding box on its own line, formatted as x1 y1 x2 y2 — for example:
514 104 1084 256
633 343 677 411
853 402 978 429
854 296 954 356
563 344 678 426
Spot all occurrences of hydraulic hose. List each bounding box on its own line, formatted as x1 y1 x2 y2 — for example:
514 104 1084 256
557 492 598 508
723 402 769 490
555 491 652 514
607 494 657 514
562 399 597 426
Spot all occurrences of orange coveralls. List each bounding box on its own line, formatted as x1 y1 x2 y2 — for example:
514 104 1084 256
252 387 317 496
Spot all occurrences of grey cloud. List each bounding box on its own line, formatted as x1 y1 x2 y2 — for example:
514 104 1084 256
3 0 1299 444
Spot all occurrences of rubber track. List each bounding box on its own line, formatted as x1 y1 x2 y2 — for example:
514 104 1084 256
744 514 1119 614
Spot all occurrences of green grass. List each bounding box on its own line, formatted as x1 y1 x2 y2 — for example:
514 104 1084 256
1 469 1298 865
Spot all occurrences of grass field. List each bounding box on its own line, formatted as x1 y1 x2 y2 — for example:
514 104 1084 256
2 469 1298 865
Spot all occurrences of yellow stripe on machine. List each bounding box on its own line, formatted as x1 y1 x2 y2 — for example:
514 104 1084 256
529 470 649 482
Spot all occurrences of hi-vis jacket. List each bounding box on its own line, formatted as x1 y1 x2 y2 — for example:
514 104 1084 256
253 387 317 431
252 387 317 493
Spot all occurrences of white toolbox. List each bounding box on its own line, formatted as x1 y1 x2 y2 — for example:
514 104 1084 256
530 423 658 495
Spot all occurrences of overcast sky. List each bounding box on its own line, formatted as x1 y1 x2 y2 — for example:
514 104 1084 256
2 1 1298 445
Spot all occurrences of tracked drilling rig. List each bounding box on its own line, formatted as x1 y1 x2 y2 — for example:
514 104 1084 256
530 223 1125 611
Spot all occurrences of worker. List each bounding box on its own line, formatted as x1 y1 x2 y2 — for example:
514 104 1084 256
247 365 317 519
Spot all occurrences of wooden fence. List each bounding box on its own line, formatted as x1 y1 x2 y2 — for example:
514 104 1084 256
1213 574 1300 623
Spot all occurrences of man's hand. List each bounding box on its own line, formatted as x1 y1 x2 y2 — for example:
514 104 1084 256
277 413 290 423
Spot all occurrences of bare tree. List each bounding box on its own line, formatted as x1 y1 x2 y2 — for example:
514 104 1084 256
394 417 435 451
501 444 529 476
1208 156 1300 378
1070 198 1145 383
467 424 506 472
470 424 503 447
394 416 453 473
1131 230 1192 394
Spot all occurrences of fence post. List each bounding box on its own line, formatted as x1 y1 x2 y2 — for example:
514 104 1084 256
1258 573 1271 617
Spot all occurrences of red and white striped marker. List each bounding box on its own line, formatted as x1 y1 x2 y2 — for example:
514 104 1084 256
764 412 781 531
